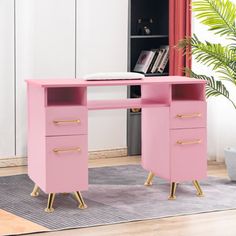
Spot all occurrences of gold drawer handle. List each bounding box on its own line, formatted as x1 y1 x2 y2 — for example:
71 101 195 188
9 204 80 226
176 113 202 119
177 139 202 145
53 119 80 125
53 147 81 153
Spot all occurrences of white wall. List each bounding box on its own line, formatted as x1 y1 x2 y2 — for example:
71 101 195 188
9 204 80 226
192 10 236 162
14 0 128 157
77 0 128 151
0 0 15 158
16 0 76 156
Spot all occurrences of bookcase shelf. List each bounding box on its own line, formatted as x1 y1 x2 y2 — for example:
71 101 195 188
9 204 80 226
130 111 141 115
127 0 169 156
144 72 169 77
130 35 168 39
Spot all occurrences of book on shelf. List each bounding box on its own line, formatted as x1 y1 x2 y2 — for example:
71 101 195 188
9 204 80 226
133 45 169 75
151 45 169 73
157 46 169 73
150 48 165 73
133 50 155 73
147 49 159 73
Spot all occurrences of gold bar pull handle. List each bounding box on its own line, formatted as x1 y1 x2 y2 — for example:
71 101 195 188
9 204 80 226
176 139 202 145
53 119 80 125
53 147 81 154
176 113 202 119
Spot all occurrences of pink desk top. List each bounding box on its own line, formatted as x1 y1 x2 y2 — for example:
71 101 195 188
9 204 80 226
26 76 206 88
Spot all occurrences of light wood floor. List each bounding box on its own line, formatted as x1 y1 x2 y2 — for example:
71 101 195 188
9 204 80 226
1 157 236 236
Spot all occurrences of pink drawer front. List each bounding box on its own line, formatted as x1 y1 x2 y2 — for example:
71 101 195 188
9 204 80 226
45 135 88 193
170 128 207 182
46 106 87 136
170 101 206 129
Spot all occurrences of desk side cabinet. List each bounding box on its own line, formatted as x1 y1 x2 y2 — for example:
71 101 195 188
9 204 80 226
27 84 88 212
142 83 207 199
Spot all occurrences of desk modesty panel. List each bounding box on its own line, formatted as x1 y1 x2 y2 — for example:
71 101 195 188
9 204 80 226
26 76 207 212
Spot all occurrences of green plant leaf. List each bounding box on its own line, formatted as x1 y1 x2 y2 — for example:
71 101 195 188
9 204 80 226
178 35 236 83
188 70 229 98
192 0 236 38
178 0 236 109
187 69 236 109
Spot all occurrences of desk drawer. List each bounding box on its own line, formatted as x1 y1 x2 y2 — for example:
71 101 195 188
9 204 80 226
170 101 206 129
46 106 87 136
45 135 88 193
170 128 207 182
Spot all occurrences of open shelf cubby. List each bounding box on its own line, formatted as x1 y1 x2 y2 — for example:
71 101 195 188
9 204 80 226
130 37 169 73
172 84 205 101
47 87 86 106
130 0 169 36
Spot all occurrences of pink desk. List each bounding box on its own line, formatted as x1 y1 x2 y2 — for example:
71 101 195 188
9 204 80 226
26 76 207 212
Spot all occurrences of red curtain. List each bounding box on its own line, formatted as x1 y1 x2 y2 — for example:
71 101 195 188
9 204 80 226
169 0 192 76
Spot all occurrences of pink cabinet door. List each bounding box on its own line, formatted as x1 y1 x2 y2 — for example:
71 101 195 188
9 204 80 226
142 107 170 179
46 106 87 136
170 128 207 182
45 135 88 193
170 101 206 129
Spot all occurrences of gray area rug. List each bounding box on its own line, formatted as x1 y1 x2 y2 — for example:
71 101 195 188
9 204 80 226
0 165 236 231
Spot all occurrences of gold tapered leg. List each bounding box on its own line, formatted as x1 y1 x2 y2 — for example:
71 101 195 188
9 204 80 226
74 191 87 209
45 193 56 213
193 180 204 197
30 184 40 197
168 182 177 200
144 172 155 186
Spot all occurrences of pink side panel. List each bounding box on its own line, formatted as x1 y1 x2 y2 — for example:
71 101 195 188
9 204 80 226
27 84 46 190
170 128 207 182
46 106 88 136
170 101 206 129
45 135 88 193
141 84 171 105
142 107 170 179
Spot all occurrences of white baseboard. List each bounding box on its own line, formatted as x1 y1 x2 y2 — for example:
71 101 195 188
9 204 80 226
89 148 127 159
0 148 128 167
0 157 27 167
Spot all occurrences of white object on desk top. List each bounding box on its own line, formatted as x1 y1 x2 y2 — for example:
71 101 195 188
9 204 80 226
81 72 145 81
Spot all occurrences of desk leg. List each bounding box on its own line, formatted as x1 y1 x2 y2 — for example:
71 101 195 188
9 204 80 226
30 184 40 197
168 182 177 200
193 180 204 197
74 191 87 209
45 193 56 213
144 172 155 186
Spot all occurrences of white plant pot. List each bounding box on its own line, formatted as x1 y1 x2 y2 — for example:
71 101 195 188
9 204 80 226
224 147 236 181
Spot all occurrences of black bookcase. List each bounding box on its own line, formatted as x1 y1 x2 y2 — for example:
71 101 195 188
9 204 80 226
127 0 169 156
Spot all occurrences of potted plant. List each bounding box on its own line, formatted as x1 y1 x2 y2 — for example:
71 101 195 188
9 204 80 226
178 0 236 180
